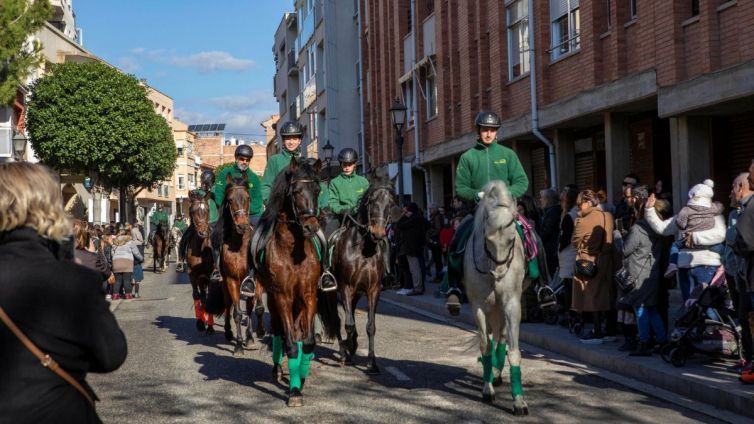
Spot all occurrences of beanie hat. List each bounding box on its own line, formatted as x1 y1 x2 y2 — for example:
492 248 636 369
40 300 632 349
407 202 419 214
688 179 714 207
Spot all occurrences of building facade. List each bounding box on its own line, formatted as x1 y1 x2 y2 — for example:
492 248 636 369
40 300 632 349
273 0 363 176
172 119 201 217
361 0 754 210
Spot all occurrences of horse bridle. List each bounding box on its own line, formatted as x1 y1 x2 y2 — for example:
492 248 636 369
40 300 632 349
345 186 392 238
286 178 318 227
472 218 516 275
226 185 249 221
190 198 210 237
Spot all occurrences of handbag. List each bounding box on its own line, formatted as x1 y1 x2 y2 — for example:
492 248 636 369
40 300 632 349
615 255 651 294
574 211 607 278
0 305 95 406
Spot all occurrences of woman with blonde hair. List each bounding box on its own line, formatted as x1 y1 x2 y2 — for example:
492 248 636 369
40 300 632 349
0 162 127 423
571 189 615 344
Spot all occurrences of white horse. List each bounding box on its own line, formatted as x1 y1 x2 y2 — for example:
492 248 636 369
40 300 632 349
464 180 529 415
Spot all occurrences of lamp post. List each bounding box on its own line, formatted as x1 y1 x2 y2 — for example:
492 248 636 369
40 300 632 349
13 132 27 162
389 98 407 201
322 139 334 184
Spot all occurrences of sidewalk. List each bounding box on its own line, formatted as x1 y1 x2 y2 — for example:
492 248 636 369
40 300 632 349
382 284 754 419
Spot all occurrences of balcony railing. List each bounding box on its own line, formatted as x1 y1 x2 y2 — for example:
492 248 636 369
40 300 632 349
287 49 298 75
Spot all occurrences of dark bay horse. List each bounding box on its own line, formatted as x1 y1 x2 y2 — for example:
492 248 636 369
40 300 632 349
185 190 215 335
208 173 264 355
152 222 170 273
257 157 339 407
329 176 395 373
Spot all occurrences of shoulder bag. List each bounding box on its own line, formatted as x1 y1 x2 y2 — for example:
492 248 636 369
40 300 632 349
0 305 94 406
575 211 606 278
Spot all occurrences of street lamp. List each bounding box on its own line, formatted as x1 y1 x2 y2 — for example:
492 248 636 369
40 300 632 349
322 139 334 184
13 132 27 161
389 98 407 201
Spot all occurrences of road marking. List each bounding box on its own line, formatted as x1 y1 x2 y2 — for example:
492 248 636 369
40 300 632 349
385 366 411 381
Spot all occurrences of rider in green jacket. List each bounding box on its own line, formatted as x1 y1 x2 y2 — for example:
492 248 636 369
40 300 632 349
148 204 170 244
253 121 336 293
328 148 369 218
210 145 262 291
445 111 529 315
178 169 218 273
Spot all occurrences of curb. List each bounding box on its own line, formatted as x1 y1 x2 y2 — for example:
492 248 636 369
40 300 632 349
382 291 754 420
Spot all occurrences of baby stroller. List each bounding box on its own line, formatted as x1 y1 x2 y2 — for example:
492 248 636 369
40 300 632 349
661 268 742 368
535 269 567 326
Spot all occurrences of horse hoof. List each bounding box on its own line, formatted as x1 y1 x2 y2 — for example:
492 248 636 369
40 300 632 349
224 331 234 342
196 320 206 332
245 338 255 348
233 345 244 356
206 326 215 336
513 405 529 416
482 392 495 404
287 389 303 407
365 364 380 375
492 376 503 387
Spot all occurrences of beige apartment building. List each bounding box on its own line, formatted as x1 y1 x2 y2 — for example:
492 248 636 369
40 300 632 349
172 119 202 217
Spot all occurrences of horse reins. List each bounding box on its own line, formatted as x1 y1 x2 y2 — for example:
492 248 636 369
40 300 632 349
472 224 516 275
285 178 319 227
226 185 249 220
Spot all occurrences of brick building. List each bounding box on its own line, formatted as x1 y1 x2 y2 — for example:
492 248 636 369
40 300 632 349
361 0 754 209
192 124 268 176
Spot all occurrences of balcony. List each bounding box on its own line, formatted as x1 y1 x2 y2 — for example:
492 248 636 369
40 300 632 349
287 49 298 76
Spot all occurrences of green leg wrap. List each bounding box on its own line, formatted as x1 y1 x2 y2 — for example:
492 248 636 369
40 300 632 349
510 365 524 398
493 342 507 372
527 257 540 280
301 351 315 379
480 354 494 383
288 350 302 390
272 335 283 365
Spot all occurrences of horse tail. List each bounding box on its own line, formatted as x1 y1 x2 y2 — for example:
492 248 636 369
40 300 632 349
205 281 226 316
316 291 340 340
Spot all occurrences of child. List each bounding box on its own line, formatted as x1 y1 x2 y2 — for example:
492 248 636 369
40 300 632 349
665 179 724 277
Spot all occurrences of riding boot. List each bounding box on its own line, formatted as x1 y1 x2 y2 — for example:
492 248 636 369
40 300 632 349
316 228 337 292
380 241 396 289
445 253 463 316
210 245 222 282
240 268 256 300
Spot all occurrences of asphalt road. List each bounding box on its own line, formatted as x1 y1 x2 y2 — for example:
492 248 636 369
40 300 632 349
89 266 735 424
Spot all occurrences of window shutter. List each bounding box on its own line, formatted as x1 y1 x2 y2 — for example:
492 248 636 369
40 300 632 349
550 0 579 19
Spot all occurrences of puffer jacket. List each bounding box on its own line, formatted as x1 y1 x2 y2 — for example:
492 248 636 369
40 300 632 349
645 207 726 268
111 236 142 273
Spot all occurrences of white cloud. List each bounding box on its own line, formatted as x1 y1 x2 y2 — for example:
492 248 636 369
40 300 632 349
117 57 140 73
175 108 277 136
131 49 255 74
207 91 272 112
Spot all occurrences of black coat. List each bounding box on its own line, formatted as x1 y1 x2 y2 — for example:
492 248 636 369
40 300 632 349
0 228 127 424
540 204 562 272
397 214 426 257
734 195 754 292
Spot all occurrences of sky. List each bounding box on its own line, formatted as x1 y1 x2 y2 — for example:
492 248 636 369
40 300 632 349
74 0 292 138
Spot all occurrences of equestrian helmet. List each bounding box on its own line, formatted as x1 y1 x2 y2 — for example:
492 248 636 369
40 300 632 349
200 169 215 187
337 148 359 164
474 111 502 129
157 204 164 211
279 121 304 137
235 144 253 159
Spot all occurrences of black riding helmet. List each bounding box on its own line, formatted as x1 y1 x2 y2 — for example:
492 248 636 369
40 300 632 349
475 111 502 129
278 121 304 137
337 148 358 164
200 169 215 187
235 144 253 159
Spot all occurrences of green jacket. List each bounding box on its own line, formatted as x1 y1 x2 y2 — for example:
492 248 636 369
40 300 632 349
318 182 329 211
173 219 187 232
328 172 369 215
261 148 300 204
455 140 529 202
150 210 169 228
191 189 219 223
213 165 263 217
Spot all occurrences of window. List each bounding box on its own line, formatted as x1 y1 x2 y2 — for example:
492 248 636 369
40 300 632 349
550 0 580 60
691 0 699 16
403 81 414 128
307 43 316 82
188 174 195 190
177 147 183 157
425 67 437 119
507 0 530 80
628 0 636 20
605 0 612 31
177 175 185 191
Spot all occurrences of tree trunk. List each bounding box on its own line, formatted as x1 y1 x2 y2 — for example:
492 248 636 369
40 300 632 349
119 185 129 224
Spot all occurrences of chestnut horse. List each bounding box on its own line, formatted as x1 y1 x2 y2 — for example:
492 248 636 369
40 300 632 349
185 190 215 335
208 173 264 355
152 222 170 273
256 157 339 407
328 175 395 373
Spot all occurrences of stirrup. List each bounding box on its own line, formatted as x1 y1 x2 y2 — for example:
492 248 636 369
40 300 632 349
240 276 256 299
319 270 337 292
446 290 462 316
210 269 221 282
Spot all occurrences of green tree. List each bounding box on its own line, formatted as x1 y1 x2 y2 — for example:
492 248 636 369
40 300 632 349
0 0 52 105
26 61 177 222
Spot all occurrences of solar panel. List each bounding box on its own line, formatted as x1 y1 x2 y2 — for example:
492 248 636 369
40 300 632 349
188 125 197 131
218 124 226 131
209 124 219 131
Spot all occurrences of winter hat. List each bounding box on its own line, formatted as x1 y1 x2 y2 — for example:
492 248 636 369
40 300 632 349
688 179 714 207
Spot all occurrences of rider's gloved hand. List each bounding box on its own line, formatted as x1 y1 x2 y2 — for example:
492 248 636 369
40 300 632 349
477 191 485 201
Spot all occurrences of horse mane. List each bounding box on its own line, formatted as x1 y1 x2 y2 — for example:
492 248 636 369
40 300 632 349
356 175 393 223
262 158 321 222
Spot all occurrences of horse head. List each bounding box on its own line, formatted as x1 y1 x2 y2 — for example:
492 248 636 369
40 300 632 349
286 157 322 237
479 180 517 263
361 176 396 241
225 173 250 235
189 190 211 239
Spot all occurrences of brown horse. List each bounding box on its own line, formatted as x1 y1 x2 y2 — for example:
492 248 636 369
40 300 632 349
256 157 339 407
329 175 395 373
185 190 215 335
210 173 265 355
152 222 170 273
